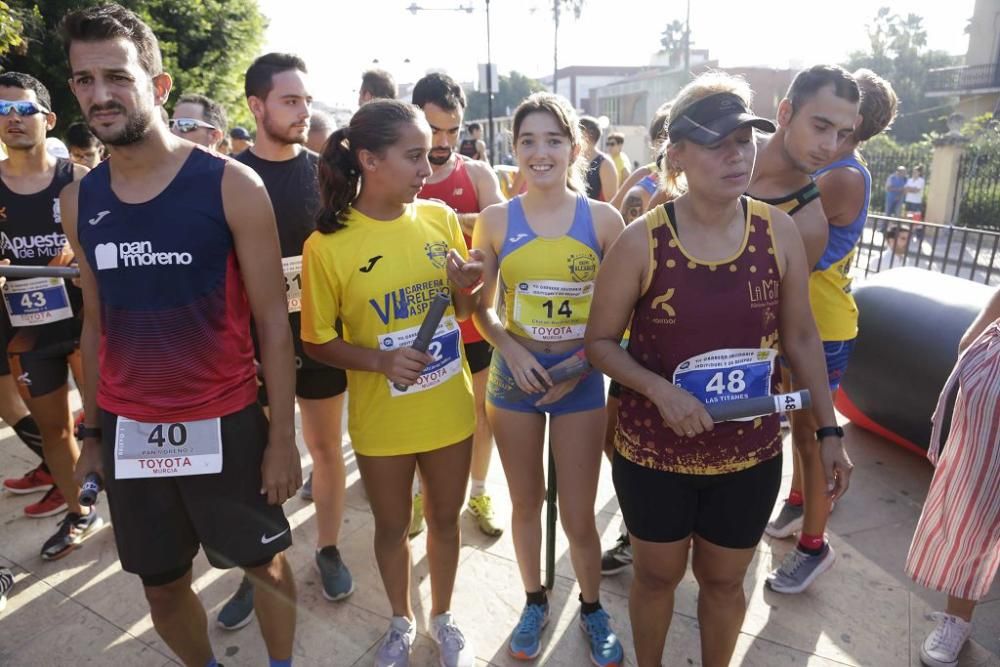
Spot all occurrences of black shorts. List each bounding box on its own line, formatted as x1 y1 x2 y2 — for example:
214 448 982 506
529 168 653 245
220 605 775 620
100 402 292 582
464 339 493 375
256 312 347 405
9 337 78 398
612 450 782 549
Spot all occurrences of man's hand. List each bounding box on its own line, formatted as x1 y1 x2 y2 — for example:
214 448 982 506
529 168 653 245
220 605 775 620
73 437 105 489
260 437 302 505
447 248 484 291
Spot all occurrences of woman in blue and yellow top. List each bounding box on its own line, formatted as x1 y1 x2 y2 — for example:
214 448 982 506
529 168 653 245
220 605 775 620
300 100 483 667
472 93 625 666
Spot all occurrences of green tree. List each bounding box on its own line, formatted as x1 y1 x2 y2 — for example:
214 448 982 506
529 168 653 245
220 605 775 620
1 0 266 133
0 2 28 57
466 70 546 120
659 19 684 55
844 7 959 143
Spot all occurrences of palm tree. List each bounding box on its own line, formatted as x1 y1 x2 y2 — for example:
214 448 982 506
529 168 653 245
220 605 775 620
552 0 585 94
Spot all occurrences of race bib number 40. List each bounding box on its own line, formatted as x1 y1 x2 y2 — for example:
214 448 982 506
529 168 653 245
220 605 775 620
512 280 592 342
115 416 222 479
283 255 302 313
673 348 776 422
379 316 462 397
2 277 73 327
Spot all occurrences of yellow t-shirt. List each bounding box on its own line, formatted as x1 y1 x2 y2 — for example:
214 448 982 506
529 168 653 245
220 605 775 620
300 200 475 456
611 153 631 183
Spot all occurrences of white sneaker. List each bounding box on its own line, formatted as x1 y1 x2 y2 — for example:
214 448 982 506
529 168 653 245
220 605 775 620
920 611 972 667
375 616 416 667
431 611 474 667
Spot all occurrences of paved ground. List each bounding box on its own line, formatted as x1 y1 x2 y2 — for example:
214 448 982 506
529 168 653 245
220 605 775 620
1 398 998 666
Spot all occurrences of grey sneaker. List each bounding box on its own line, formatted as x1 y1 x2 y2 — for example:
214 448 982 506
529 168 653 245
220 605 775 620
764 501 804 539
0 567 13 612
375 616 416 667
431 611 474 667
316 546 354 601
765 543 836 594
920 611 972 667
217 575 255 630
300 472 314 501
600 534 632 576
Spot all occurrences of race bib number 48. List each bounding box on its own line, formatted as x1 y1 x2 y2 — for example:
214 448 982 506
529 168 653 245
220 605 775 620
512 280 592 342
2 277 73 327
673 348 776 422
378 315 463 397
283 255 302 313
115 416 222 479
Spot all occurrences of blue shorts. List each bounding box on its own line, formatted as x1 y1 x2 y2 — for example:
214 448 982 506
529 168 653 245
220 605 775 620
486 346 606 416
781 339 856 391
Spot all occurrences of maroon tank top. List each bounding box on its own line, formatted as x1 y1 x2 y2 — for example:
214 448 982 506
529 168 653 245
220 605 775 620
616 197 783 474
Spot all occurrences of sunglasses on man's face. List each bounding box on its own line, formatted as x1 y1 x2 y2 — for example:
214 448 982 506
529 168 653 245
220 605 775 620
169 118 216 134
0 100 49 117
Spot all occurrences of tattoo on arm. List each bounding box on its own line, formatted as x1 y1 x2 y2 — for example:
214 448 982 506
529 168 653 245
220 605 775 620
623 193 644 224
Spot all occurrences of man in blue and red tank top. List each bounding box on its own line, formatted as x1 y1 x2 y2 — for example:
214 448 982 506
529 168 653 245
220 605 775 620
61 6 300 667
413 73 507 538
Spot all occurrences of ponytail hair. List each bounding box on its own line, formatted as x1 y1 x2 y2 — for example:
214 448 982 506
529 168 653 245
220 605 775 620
317 99 423 233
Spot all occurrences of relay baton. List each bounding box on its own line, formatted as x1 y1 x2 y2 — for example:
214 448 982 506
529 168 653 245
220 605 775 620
79 472 103 507
508 348 591 402
705 390 811 423
393 290 452 392
0 265 80 279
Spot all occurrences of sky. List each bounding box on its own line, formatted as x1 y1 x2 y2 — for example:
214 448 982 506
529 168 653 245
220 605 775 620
256 0 975 109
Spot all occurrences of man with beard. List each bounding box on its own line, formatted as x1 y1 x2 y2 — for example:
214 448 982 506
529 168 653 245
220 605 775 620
62 5 300 666
747 65 860 594
0 73 98 556
412 72 505 538
169 93 227 152
215 52 353 633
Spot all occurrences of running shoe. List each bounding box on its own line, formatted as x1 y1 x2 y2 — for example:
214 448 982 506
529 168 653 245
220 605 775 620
25 487 68 518
0 567 13 612
764 501 804 539
600 534 632 576
409 493 425 538
508 602 549 660
315 546 354 601
579 607 624 667
466 494 503 537
375 616 416 667
920 611 972 667
430 611 474 667
300 472 313 501
765 542 836 594
217 575 255 630
40 509 103 560
3 464 54 495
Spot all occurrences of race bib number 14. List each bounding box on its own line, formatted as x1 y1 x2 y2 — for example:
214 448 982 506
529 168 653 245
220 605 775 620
673 348 776 422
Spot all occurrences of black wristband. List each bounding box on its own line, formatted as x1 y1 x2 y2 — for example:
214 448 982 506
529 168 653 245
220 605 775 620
816 426 844 440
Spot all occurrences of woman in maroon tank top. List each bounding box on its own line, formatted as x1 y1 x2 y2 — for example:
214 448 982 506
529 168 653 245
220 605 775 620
584 73 854 667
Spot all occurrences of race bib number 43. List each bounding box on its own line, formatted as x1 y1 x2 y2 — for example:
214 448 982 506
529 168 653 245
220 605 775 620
512 280 592 342
2 277 73 327
673 349 776 422
115 416 222 479
378 316 462 397
283 255 302 313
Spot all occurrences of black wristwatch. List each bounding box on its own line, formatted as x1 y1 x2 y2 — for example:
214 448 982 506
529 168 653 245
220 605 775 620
77 424 102 440
816 426 844 441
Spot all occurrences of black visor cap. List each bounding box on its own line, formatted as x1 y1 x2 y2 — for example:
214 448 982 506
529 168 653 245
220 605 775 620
667 93 776 145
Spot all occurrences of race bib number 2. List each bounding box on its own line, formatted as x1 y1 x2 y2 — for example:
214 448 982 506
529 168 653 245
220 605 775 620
282 255 302 313
115 416 222 479
673 349 776 422
378 316 462 397
2 277 73 327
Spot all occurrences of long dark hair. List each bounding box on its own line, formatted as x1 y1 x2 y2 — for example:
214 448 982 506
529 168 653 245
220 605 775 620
317 99 421 234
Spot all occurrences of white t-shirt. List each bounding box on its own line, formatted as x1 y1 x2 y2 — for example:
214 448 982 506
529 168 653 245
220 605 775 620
905 177 925 204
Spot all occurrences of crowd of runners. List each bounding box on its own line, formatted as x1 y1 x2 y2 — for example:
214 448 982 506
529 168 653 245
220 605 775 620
0 4 996 667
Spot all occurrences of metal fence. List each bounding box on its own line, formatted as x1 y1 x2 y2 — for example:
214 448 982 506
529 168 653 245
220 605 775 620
854 214 1000 286
862 145 933 214
954 144 1000 231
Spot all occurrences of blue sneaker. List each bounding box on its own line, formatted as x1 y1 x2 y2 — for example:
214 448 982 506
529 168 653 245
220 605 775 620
315 546 354 601
216 575 254 630
508 602 549 660
579 607 623 667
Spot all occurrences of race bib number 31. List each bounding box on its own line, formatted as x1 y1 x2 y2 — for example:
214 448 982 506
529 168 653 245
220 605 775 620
512 280 593 342
115 416 222 479
673 349 776 422
379 316 462 397
283 255 302 313
2 277 73 327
